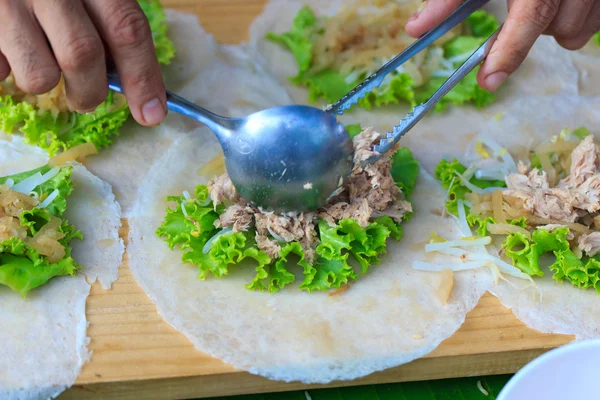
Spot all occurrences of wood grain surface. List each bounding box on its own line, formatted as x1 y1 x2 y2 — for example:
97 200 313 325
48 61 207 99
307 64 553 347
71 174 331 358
60 1 574 398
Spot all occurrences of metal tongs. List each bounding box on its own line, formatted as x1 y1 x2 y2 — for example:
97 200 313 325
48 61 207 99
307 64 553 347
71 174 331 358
326 0 502 166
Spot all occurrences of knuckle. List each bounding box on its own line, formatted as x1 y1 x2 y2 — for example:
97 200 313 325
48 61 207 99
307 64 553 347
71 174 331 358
520 0 560 28
20 66 61 94
60 35 104 72
551 20 582 38
503 46 530 72
68 88 108 112
107 3 152 48
125 67 157 92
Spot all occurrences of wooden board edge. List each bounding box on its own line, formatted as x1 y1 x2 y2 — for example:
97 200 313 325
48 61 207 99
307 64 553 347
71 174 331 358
60 348 549 400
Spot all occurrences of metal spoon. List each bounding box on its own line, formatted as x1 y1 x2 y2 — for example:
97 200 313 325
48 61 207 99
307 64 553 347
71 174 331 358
107 71 353 213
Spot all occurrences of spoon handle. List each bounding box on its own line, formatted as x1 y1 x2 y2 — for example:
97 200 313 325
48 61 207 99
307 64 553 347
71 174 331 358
106 69 236 136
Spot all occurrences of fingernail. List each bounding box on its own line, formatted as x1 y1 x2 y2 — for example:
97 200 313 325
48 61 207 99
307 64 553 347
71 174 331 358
408 10 420 21
484 72 508 91
142 98 166 125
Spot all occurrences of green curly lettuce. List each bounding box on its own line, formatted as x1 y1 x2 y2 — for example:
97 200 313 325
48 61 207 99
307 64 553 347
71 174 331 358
504 228 600 292
0 0 175 155
157 140 420 293
266 6 497 111
0 166 82 296
434 158 505 215
433 158 529 236
139 0 177 65
595 31 600 45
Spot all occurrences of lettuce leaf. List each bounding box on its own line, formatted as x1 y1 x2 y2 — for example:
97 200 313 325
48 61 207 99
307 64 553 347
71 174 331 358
304 218 395 292
0 165 73 216
0 239 80 297
267 6 497 112
464 10 500 37
0 87 129 156
0 166 82 296
265 6 317 75
391 147 420 197
249 242 313 292
434 158 505 215
358 73 416 109
0 1 174 155
595 31 600 45
139 0 176 65
156 185 220 250
503 228 600 292
345 124 363 139
183 231 271 280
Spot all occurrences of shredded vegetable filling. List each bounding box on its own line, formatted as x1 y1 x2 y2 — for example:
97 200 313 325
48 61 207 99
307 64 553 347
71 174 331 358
427 128 600 295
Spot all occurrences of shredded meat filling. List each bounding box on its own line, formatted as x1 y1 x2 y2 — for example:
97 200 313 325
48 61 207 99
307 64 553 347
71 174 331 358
207 127 411 262
503 136 600 224
579 232 600 257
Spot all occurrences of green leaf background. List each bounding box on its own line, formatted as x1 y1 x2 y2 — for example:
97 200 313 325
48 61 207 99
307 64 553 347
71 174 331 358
203 375 512 400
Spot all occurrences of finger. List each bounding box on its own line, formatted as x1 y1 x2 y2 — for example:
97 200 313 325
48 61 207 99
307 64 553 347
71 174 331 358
0 52 10 81
476 0 561 91
555 1 600 49
84 0 166 126
0 2 60 94
547 0 595 39
34 0 107 113
405 0 464 38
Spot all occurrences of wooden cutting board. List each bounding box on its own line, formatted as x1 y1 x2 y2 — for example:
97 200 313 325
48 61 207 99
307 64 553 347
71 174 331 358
60 1 573 398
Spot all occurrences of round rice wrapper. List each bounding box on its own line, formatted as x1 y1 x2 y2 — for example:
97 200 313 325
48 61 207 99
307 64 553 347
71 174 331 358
0 137 124 399
128 128 493 383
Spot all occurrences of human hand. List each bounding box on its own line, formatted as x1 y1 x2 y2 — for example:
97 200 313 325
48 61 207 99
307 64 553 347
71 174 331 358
0 0 167 126
405 0 600 91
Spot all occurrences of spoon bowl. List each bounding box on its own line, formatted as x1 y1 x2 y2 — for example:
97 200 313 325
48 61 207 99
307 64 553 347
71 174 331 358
224 105 353 212
107 71 353 212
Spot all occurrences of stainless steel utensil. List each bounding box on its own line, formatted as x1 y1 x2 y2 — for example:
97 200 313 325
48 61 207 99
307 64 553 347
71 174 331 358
107 72 353 213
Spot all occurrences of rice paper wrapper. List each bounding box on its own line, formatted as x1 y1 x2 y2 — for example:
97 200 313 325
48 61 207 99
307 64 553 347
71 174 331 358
129 128 493 383
0 137 124 399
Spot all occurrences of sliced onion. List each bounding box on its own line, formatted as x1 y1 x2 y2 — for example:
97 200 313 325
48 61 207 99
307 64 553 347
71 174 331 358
475 168 507 181
456 200 473 237
487 223 531 238
425 236 492 252
182 190 191 200
4 178 14 188
413 260 488 272
49 142 97 167
492 190 506 224
37 189 59 209
266 225 286 243
454 171 486 194
534 140 579 154
470 253 534 281
202 227 233 254
12 167 60 194
181 201 189 219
